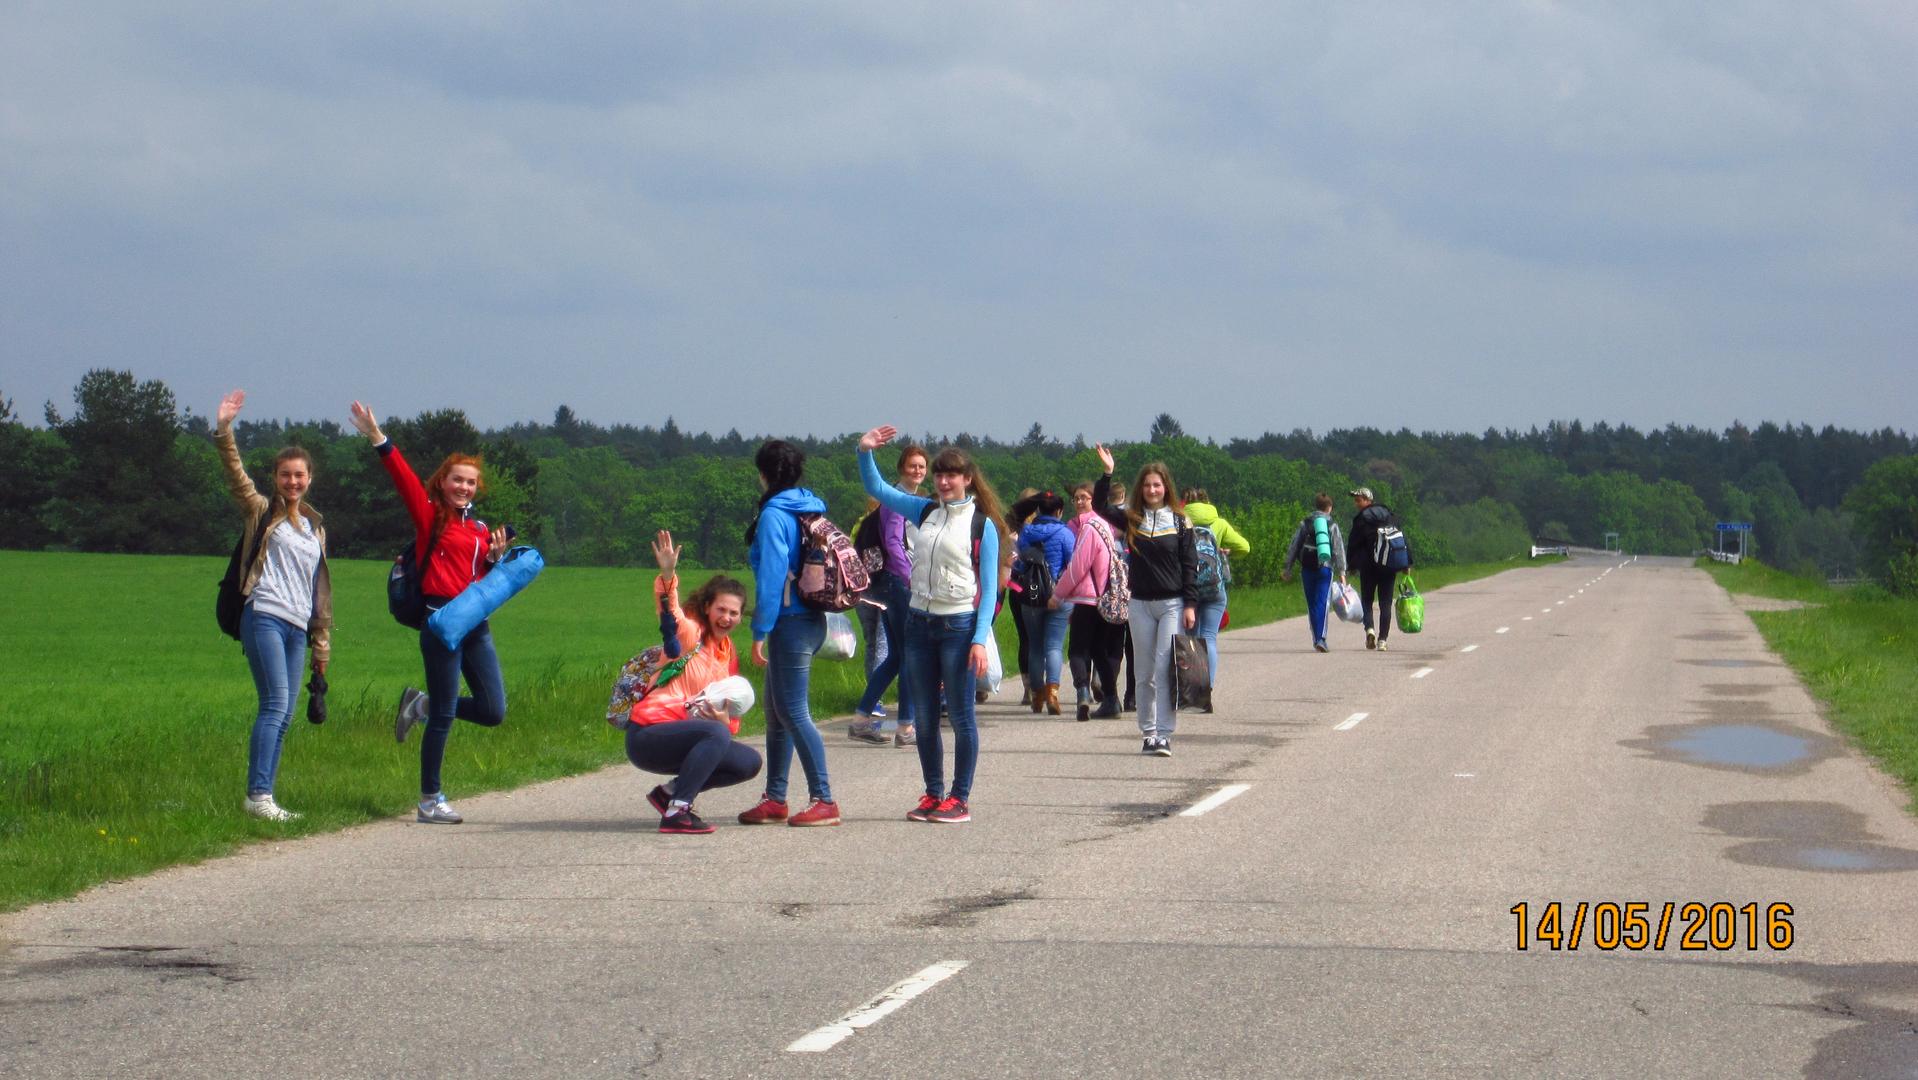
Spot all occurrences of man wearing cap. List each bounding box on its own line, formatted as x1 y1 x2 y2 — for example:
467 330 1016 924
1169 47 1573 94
1346 487 1401 651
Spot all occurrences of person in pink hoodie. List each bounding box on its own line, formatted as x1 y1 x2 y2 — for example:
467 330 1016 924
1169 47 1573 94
1052 482 1128 721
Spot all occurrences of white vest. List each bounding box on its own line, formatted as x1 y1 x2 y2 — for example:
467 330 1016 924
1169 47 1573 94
907 497 980 615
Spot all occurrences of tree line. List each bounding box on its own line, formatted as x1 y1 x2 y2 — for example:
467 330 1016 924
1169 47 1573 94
3 370 1915 593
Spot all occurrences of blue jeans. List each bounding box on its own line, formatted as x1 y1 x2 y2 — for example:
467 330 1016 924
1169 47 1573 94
857 572 913 730
902 609 979 801
1021 602 1071 687
1301 567 1332 644
241 604 306 796
419 608 507 798
764 610 832 803
1194 594 1226 687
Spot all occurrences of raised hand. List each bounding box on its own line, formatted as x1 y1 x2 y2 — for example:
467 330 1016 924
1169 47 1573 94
858 425 899 452
1095 442 1115 475
217 390 245 429
348 401 384 442
651 529 681 575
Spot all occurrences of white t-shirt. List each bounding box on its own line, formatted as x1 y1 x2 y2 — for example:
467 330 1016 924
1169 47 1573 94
249 516 322 630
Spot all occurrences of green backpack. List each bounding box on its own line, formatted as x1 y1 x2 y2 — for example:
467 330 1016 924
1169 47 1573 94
1394 573 1424 634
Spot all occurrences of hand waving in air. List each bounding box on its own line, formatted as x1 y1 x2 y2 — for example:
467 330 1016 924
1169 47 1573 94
348 401 385 444
651 530 681 577
217 390 245 429
1095 442 1115 475
858 425 899 452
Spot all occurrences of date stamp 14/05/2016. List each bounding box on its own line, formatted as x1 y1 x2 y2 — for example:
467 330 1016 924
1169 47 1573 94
1511 901 1795 952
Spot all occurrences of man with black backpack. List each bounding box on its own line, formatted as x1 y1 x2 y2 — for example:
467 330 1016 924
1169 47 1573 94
1281 493 1347 652
1346 487 1410 651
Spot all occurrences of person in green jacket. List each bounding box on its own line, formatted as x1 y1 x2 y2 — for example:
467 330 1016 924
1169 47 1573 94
1181 489 1251 694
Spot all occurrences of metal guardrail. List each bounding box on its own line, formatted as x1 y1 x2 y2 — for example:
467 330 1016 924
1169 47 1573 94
1529 545 1570 558
1706 550 1742 565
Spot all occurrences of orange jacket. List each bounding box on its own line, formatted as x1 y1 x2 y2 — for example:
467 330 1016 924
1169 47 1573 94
629 575 742 733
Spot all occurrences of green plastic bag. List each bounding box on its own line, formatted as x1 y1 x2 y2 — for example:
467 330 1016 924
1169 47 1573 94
1395 573 1424 634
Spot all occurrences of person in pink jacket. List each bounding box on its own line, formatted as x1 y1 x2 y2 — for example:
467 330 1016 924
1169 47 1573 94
1052 483 1127 721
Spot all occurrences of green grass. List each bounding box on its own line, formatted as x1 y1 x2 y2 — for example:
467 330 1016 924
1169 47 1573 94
1699 558 1918 811
0 550 1558 911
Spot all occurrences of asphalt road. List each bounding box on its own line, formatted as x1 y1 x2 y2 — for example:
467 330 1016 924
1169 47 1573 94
6 552 1918 1078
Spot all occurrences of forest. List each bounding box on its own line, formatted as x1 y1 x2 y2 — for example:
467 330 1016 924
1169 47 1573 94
3 369 1915 594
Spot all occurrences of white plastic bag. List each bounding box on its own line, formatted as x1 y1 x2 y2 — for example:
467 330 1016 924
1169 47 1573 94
983 621 1004 694
817 611 858 660
1331 580 1363 623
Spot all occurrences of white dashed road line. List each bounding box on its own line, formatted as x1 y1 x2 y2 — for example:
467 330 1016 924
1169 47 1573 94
1460 644 1479 653
1335 712 1368 731
1495 627 1510 634
1411 667 1435 679
1181 784 1252 818
787 961 971 1052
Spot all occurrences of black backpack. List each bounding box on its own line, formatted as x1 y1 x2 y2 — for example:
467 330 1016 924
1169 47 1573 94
1015 541 1055 606
216 514 273 640
851 507 887 577
387 519 447 630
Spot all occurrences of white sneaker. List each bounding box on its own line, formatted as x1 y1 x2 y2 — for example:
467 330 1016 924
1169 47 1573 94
417 796 463 824
244 793 298 822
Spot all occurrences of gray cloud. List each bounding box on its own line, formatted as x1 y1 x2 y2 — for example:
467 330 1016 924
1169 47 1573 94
3 2 1913 439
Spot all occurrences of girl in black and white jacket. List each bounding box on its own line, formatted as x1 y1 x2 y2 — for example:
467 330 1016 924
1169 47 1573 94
1122 461 1198 757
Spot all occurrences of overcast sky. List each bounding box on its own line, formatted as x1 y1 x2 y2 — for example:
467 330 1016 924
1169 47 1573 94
3 2 1913 442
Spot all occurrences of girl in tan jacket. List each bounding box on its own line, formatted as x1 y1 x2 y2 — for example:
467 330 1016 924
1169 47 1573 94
215 390 333 823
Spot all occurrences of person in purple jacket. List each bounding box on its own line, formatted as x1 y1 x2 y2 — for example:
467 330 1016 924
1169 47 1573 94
849 444 929 747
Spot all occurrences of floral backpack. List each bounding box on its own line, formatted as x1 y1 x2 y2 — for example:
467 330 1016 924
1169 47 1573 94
1084 514 1131 624
605 642 701 728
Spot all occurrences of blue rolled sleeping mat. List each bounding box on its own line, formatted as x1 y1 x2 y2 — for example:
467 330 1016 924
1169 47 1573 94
426 546 545 649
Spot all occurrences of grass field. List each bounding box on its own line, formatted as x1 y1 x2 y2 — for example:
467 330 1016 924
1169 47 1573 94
0 550 1547 911
1698 558 1918 811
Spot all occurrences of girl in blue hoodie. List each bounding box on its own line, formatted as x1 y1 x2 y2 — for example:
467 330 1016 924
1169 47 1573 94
857 425 1004 824
736 440 841 828
1009 490 1076 715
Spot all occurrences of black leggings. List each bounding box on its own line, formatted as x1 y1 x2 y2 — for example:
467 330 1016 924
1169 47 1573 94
624 720 762 807
1068 606 1125 701
1359 567 1400 640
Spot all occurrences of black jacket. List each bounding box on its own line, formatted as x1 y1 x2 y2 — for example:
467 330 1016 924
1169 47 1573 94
1347 503 1397 572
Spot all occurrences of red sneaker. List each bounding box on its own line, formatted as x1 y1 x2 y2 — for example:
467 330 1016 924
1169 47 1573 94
736 796 788 825
906 794 941 822
927 796 970 824
788 799 841 827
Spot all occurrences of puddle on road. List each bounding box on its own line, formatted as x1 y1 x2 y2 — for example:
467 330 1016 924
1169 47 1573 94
1680 658 1782 669
1703 801 1918 875
1626 719 1837 776
1672 725 1810 768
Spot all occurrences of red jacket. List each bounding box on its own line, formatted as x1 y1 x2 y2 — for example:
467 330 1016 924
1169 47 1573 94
378 442 493 599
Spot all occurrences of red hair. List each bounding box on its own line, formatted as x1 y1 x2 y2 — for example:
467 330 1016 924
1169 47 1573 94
425 453 486 525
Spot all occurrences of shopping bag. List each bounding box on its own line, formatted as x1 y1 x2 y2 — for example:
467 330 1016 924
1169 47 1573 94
1331 580 1363 623
816 610 859 660
1173 633 1212 711
983 622 1004 695
1394 574 1424 634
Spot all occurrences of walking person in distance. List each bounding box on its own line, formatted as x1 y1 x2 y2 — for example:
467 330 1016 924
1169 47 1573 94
1346 486 1405 651
1282 493 1347 652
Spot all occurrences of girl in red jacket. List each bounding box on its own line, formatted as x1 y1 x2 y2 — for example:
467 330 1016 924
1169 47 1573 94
351 401 511 824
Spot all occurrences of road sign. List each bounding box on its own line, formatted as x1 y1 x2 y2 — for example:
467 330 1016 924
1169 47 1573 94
1714 522 1754 531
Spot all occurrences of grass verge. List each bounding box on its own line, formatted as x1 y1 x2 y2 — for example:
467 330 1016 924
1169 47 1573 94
1699 558 1918 811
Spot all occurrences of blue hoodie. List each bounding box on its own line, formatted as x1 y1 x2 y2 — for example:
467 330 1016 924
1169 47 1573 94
1016 517 1076 579
749 487 829 641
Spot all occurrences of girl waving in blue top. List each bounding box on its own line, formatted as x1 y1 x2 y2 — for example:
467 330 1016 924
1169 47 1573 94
735 439 842 828
857 425 1004 824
